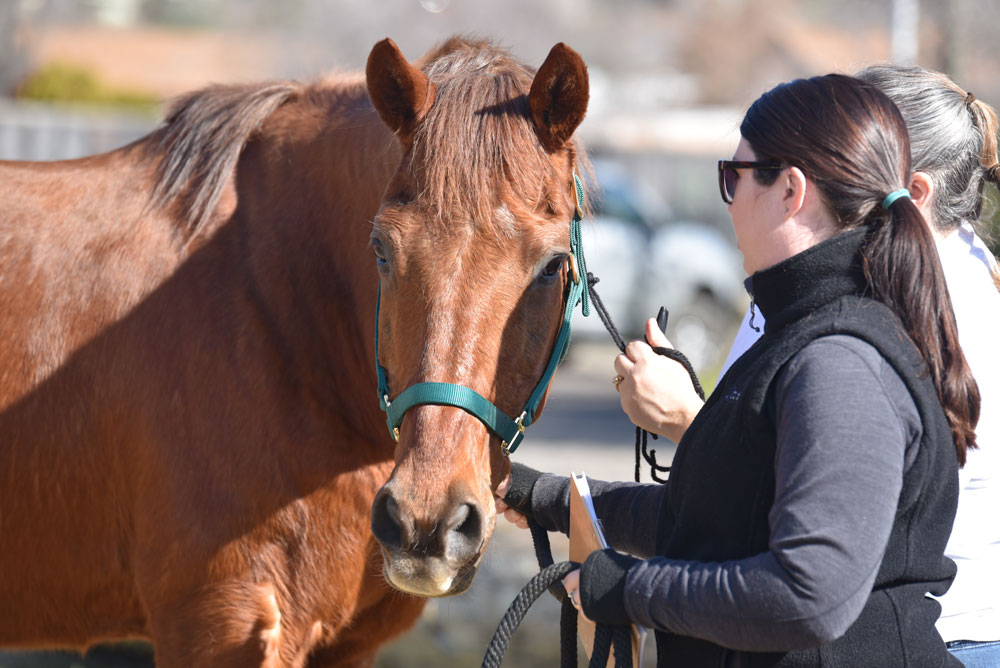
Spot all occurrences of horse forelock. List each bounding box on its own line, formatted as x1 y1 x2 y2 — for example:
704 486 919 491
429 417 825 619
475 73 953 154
409 38 581 232
151 81 300 240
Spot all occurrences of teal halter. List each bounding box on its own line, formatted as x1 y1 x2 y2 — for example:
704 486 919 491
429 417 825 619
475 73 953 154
375 173 590 456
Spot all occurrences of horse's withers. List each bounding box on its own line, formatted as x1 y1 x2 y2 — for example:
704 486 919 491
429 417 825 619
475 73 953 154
365 38 590 596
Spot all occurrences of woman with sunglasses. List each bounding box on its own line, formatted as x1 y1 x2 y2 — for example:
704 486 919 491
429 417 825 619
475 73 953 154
497 73 978 666
671 65 1000 667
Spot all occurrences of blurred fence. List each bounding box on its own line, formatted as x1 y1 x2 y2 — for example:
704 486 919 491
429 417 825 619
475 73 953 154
0 99 156 161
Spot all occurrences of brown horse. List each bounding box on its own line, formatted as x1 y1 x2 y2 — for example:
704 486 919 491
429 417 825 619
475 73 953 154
0 36 589 667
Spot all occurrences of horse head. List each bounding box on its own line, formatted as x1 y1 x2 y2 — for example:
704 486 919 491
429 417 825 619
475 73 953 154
365 37 588 597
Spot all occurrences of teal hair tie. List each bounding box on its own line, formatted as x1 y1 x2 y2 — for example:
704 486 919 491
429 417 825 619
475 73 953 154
882 188 911 210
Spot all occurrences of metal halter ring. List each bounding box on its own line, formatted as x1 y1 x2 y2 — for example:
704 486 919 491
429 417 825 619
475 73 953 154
500 412 527 457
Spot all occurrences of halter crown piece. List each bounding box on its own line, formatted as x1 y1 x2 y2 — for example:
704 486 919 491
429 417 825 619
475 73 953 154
374 173 590 456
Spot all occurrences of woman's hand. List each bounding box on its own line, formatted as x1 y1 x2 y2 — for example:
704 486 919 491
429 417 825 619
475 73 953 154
562 569 592 621
494 474 529 529
614 318 705 443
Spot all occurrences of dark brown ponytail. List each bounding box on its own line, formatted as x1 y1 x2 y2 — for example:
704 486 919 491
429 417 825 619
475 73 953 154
741 74 980 464
863 195 980 464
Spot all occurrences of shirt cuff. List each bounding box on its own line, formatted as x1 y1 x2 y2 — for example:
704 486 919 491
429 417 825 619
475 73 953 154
580 549 640 625
502 462 543 518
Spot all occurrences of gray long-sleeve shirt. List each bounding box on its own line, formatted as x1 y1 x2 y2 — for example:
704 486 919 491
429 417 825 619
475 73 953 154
530 334 922 651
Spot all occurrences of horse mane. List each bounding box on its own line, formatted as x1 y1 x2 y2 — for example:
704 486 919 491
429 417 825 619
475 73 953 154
411 37 586 228
151 81 299 238
150 37 587 239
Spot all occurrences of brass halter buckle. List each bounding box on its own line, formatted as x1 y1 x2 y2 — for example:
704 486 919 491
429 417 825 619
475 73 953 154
569 253 580 285
501 412 527 457
384 394 401 441
572 172 585 219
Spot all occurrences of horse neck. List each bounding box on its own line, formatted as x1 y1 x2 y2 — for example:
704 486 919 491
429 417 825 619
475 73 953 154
236 85 399 447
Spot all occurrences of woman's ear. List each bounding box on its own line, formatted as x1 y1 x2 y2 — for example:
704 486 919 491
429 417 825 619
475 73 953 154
909 172 935 221
782 166 808 220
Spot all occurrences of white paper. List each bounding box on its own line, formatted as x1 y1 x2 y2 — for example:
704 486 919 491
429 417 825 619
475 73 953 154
572 471 608 549
571 471 648 666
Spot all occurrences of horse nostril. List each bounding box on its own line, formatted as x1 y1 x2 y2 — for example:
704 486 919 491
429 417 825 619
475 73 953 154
371 489 405 550
445 502 483 558
447 503 470 531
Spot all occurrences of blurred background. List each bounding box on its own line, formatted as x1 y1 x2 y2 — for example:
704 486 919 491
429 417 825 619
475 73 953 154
1 1 998 666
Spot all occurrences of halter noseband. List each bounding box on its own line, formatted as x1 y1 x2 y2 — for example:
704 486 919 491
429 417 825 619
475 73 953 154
374 173 589 456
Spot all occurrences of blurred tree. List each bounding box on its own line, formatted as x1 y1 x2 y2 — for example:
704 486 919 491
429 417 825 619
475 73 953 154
17 61 159 111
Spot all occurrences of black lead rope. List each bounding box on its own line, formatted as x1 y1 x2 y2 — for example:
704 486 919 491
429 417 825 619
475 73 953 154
481 272 705 667
481 522 632 668
586 273 706 483
480 560 578 668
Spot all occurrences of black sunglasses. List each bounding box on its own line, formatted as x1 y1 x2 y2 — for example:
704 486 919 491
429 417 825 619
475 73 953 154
717 160 786 204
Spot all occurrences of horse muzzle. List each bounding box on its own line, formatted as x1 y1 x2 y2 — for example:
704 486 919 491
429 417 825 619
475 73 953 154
370 484 487 597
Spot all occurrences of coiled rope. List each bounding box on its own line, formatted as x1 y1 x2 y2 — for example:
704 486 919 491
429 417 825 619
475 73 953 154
481 522 632 668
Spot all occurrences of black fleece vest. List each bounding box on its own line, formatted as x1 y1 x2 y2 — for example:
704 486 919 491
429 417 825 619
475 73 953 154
654 229 960 668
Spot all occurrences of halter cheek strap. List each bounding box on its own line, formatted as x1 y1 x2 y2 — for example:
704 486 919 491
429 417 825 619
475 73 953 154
375 173 589 455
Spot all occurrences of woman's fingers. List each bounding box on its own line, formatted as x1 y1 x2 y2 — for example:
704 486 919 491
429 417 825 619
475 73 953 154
503 507 528 529
494 472 528 529
563 569 581 606
562 569 592 621
495 473 511 499
624 339 651 363
494 474 511 513
614 352 634 376
645 317 674 348
613 326 705 439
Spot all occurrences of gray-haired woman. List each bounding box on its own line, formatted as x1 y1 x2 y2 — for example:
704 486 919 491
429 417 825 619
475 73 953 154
858 64 1000 668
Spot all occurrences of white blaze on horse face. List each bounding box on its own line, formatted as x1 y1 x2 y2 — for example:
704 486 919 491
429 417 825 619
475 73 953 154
493 203 518 238
417 234 497 386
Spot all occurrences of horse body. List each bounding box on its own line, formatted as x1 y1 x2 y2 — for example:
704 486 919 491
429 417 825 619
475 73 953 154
0 146 182 639
0 37 589 667
1 75 416 665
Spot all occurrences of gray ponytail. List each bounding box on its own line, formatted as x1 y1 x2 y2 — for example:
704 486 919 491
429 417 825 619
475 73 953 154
856 64 999 234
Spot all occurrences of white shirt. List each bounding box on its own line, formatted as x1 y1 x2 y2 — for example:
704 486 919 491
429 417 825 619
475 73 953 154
719 222 1000 642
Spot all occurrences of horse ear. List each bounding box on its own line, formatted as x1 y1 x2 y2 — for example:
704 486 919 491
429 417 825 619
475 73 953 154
366 37 436 138
529 43 589 152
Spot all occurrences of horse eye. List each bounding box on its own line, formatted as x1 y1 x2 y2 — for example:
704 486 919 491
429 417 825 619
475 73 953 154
371 238 389 268
539 255 566 281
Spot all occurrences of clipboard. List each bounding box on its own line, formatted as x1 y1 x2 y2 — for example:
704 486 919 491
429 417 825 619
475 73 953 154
570 472 646 667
